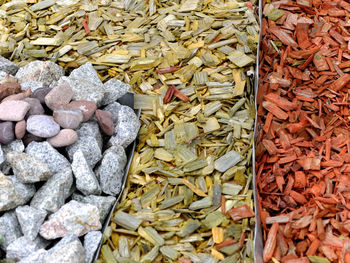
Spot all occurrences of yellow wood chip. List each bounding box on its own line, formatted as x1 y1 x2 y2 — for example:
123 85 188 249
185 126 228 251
181 179 207 197
212 227 224 243
211 248 225 260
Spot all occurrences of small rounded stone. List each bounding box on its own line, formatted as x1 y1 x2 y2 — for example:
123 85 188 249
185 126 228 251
0 100 30 121
53 107 83 130
0 122 15 144
47 129 78 148
26 115 60 138
31 88 52 104
23 98 45 116
68 101 97 122
15 120 26 139
2 93 27 102
95 110 115 136
45 83 74 110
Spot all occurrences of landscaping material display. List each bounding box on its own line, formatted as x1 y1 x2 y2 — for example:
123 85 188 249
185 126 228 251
256 0 350 262
0 57 140 262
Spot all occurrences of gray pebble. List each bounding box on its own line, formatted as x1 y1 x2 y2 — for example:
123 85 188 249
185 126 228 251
0 211 22 251
72 150 101 196
8 175 36 206
84 231 102 263
76 122 103 150
108 106 140 148
101 78 130 106
0 121 15 144
0 173 19 212
43 240 85 263
58 62 104 106
72 194 116 224
15 61 64 87
15 206 47 240
0 56 19 75
40 200 101 239
18 249 47 263
26 115 60 138
25 141 70 174
6 236 41 261
95 146 127 195
30 168 73 213
0 145 4 165
7 152 51 183
67 136 102 168
2 139 25 154
20 81 44 92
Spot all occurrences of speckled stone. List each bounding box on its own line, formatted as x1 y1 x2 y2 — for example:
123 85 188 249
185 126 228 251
15 120 26 139
0 100 30 121
30 88 52 104
108 105 140 148
101 78 130 106
44 240 85 263
76 122 103 150
26 115 60 138
0 173 20 212
72 194 116 223
0 55 18 75
25 141 70 174
23 98 45 116
0 145 4 166
8 175 36 206
6 236 41 261
53 108 83 129
18 249 48 263
7 152 51 183
15 206 47 240
72 150 101 196
15 61 64 87
0 121 15 144
95 146 127 195
103 102 121 123
47 129 78 148
68 100 97 122
40 200 101 239
57 63 104 106
67 136 102 168
84 231 102 263
45 83 74 110
2 139 24 154
30 168 73 213
0 211 22 251
20 81 44 92
96 109 115 136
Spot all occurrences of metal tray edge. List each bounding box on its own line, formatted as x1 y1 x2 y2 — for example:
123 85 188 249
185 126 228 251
253 0 264 261
93 92 141 262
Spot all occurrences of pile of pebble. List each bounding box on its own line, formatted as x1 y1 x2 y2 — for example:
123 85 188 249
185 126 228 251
0 56 140 262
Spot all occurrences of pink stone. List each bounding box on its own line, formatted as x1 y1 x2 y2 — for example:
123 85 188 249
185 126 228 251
95 110 115 136
0 100 30 121
45 83 74 110
68 100 97 122
53 107 83 129
47 129 78 148
15 120 26 139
